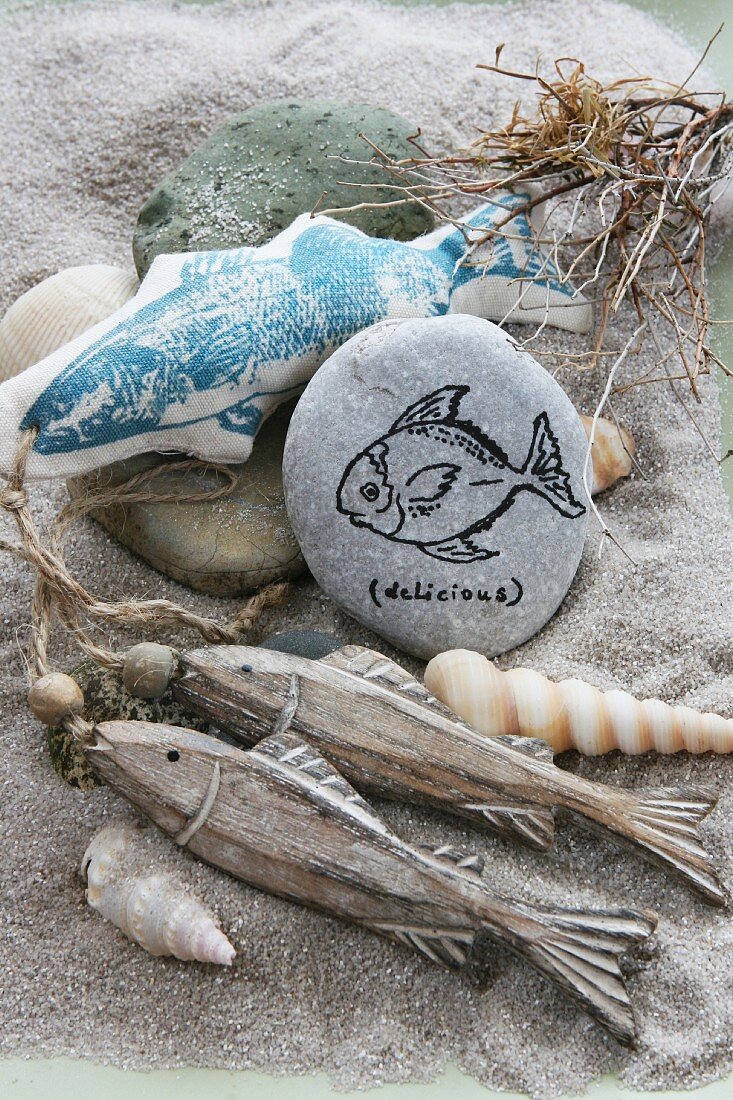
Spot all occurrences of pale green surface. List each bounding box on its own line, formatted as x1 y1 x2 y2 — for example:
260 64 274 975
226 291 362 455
1 0 733 1096
4 1059 733 1100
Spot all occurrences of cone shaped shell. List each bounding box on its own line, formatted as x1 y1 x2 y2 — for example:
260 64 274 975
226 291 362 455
82 823 235 965
424 649 733 755
0 265 139 382
579 414 636 495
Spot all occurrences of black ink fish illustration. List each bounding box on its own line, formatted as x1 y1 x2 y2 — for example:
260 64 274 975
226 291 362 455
336 385 586 562
89 719 656 1043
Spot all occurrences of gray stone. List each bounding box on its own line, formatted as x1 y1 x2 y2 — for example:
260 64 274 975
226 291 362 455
283 315 589 660
47 659 210 789
260 630 342 661
133 100 434 278
67 402 305 597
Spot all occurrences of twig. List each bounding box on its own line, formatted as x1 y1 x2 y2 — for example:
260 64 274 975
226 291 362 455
582 323 647 563
321 45 731 421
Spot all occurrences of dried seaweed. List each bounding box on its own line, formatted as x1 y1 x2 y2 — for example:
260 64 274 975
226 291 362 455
317 33 733 554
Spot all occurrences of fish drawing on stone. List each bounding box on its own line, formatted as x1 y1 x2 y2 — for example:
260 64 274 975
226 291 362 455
0 193 591 481
88 718 656 1043
336 385 587 563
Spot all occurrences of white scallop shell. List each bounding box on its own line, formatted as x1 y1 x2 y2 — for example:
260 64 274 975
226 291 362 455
424 648 733 755
0 265 138 381
81 822 235 965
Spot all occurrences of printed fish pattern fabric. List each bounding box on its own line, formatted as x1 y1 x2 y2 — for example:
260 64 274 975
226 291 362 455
337 385 587 563
0 192 592 480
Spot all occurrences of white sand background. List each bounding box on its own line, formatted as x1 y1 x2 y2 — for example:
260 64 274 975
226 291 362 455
1 2 733 1096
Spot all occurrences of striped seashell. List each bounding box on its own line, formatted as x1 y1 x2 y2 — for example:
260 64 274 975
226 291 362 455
81 822 235 965
579 413 636 495
424 648 733 755
0 264 138 381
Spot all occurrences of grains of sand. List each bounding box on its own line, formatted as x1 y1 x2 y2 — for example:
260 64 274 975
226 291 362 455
1 2 732 1096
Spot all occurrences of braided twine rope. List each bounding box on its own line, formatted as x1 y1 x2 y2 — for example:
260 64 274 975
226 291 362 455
0 429 289 743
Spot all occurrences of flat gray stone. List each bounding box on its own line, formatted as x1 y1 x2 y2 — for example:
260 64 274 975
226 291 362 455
67 402 305 596
283 315 589 660
133 100 434 278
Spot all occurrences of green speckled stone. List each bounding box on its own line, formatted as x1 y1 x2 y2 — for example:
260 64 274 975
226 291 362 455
132 100 434 278
66 402 305 597
47 659 209 789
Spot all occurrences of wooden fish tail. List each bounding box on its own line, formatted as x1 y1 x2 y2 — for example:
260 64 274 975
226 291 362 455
597 784 725 906
482 900 657 1045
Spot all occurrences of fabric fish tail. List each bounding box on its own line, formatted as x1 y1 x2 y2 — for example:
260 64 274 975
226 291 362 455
517 411 587 518
480 895 656 1044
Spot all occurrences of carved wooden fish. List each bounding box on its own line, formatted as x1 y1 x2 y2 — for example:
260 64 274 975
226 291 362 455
87 719 656 1043
172 644 725 906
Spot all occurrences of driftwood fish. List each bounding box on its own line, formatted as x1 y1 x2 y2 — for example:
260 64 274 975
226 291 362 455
88 719 656 1042
172 644 725 906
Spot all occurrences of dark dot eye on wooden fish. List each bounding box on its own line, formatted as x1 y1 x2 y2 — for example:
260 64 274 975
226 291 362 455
171 644 726 907
86 718 656 1044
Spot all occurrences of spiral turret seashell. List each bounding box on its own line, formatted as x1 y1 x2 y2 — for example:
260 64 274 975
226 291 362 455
81 823 235 964
0 265 139 381
579 413 636 495
424 649 733 755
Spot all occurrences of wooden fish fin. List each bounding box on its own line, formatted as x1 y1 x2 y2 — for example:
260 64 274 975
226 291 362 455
419 844 485 878
320 645 482 720
462 802 555 850
483 902 657 1045
494 733 555 765
456 735 556 849
616 784 726 906
321 649 556 766
370 921 476 970
320 644 431 690
250 729 380 820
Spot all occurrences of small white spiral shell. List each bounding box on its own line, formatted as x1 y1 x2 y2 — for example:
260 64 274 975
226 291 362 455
82 823 235 965
424 649 733 755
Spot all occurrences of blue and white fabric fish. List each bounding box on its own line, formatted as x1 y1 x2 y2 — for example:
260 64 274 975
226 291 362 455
0 193 591 480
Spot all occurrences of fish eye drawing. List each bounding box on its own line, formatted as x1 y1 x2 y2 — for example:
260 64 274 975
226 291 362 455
336 385 587 564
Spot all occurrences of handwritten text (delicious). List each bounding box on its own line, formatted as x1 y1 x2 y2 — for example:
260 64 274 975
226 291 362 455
368 577 523 609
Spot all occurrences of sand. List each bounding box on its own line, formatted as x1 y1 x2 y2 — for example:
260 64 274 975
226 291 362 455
1 1 733 1096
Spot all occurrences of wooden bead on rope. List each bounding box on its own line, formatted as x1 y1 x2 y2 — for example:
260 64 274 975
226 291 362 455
122 643 177 699
28 672 84 726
